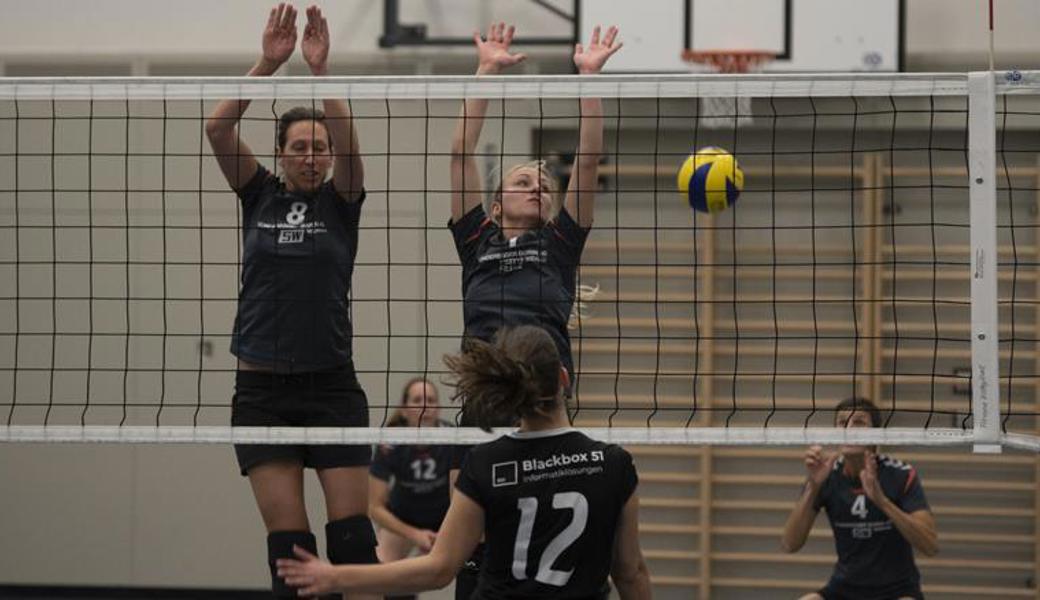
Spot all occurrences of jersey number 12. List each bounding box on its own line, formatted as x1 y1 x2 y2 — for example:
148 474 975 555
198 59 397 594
512 492 589 587
410 458 437 481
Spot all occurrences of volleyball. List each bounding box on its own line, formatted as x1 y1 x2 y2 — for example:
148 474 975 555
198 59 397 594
677 146 744 213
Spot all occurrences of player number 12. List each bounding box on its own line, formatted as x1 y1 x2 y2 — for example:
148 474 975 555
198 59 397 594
512 492 589 587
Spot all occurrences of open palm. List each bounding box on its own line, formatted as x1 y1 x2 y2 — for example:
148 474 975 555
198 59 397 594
301 5 329 73
574 25 622 74
475 22 527 72
263 3 297 67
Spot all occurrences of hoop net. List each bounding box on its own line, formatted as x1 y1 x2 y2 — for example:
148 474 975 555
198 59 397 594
682 49 776 128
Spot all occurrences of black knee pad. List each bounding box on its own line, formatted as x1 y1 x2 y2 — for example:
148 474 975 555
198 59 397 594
267 530 317 598
325 515 378 565
385 596 417 600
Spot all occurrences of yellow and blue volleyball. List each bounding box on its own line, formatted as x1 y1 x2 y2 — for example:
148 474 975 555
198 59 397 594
677 147 744 213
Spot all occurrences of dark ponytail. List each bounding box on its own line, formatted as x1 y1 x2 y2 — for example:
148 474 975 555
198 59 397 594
444 326 561 431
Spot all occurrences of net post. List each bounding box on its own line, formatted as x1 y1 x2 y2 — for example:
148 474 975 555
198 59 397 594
968 71 1002 454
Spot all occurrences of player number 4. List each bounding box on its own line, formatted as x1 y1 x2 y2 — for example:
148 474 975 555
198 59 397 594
512 492 589 587
851 494 869 519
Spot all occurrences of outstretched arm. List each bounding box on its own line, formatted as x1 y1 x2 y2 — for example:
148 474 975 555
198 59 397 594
277 489 485 596
206 3 297 190
450 22 527 222
301 5 363 201
565 25 622 228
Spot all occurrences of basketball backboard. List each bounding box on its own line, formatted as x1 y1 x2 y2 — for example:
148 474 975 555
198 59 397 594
580 0 903 73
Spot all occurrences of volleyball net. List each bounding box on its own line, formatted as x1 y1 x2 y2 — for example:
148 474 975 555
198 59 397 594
0 71 1036 450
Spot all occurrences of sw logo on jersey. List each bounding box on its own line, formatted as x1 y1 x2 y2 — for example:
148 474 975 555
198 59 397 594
278 229 306 244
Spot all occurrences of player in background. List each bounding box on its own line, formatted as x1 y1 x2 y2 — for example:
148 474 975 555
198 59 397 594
781 397 938 600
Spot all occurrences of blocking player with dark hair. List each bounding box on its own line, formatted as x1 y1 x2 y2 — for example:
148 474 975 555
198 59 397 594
277 325 652 599
205 4 377 598
781 397 939 600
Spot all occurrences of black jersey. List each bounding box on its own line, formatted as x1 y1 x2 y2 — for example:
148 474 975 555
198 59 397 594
230 166 363 371
370 437 453 531
450 206 589 378
814 454 930 595
455 429 637 600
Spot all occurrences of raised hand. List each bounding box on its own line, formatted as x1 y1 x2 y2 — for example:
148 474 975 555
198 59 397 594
302 4 330 75
474 22 527 74
573 25 622 75
859 450 883 503
262 3 298 69
804 444 836 486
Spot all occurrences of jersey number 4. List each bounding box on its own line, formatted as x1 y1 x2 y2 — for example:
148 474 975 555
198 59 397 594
851 494 869 519
512 492 589 587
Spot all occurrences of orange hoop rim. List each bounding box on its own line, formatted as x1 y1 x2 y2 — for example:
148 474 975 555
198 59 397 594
681 49 776 74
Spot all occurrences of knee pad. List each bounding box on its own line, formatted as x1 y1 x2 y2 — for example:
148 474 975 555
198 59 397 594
385 596 417 600
325 515 378 565
267 530 317 598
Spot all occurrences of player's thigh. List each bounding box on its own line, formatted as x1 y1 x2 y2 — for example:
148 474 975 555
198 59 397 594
797 594 824 600
246 458 309 531
316 465 370 520
376 527 415 562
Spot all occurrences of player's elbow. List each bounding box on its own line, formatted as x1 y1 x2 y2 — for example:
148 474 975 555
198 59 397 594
918 536 939 557
611 553 649 588
430 561 458 589
366 501 383 523
575 153 601 170
449 137 468 158
204 118 232 141
780 534 804 554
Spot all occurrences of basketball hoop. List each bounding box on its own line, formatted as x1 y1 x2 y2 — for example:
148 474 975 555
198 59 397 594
682 49 775 128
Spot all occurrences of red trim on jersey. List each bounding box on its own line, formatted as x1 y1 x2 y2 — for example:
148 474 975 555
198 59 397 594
902 467 917 495
466 217 493 244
